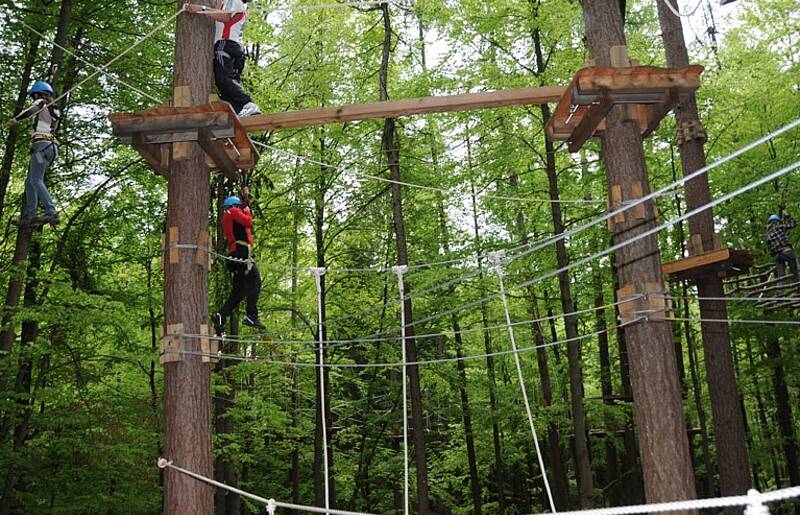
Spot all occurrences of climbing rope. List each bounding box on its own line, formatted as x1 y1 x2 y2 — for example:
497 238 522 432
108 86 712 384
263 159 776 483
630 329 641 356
392 266 410 515
157 458 376 515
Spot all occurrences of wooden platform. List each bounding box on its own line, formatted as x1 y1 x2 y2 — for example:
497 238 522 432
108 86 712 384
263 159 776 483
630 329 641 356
546 65 704 152
662 247 753 281
109 101 259 179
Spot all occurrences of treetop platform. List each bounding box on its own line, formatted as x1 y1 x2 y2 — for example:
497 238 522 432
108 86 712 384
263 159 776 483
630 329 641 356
108 101 258 180
662 247 753 282
546 65 704 152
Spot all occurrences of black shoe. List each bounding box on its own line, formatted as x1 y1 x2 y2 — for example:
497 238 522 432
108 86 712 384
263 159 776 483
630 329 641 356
243 314 266 330
42 213 60 225
212 312 225 338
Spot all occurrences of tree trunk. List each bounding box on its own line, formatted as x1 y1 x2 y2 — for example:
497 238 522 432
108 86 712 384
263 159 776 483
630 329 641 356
379 3 430 512
533 26 595 506
163 1 215 512
0 36 39 219
582 0 697 505
454 326 482 514
764 337 800 486
468 137 508 514
656 4 752 503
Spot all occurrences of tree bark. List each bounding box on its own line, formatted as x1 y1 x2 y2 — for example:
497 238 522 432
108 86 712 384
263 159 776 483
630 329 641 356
656 4 752 503
163 1 215 512
764 337 800 486
468 137 508 514
379 3 430 512
582 0 696 505
0 36 39 220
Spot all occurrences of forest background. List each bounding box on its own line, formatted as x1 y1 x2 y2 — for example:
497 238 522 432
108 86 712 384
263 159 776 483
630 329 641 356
0 0 798 513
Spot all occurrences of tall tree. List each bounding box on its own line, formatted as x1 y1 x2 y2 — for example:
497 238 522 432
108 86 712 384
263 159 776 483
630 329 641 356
582 0 697 504
656 3 752 502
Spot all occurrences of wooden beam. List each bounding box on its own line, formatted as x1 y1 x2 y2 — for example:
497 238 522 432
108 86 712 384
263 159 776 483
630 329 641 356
111 111 232 137
240 86 566 132
132 133 168 177
575 65 703 97
197 128 239 181
568 90 613 152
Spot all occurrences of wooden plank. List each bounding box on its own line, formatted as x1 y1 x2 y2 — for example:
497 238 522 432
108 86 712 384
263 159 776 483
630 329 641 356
663 248 732 276
568 90 613 152
172 86 192 161
631 180 645 220
240 86 566 132
197 128 240 181
575 66 704 97
169 227 179 264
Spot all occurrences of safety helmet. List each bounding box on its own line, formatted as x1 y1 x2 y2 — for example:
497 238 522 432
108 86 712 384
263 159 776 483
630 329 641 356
28 81 55 97
223 196 242 208
768 214 781 223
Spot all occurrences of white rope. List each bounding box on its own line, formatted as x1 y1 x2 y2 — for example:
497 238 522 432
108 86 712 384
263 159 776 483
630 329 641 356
18 20 162 104
157 458 376 515
177 322 637 369
258 142 606 205
489 250 556 513
197 0 406 16
51 6 185 107
391 265 410 515
309 267 331 514
667 294 800 303
529 486 800 515
180 296 639 349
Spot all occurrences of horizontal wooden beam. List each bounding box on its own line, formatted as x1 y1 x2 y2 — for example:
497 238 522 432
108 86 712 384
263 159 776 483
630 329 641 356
240 86 567 132
111 111 232 137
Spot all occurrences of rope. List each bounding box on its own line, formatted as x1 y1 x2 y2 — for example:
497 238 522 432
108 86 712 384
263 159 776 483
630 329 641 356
489 251 556 513
177 322 637 369
18 19 162 104
667 294 800 303
528 486 800 515
259 142 606 205
157 458 376 515
50 6 185 107
309 267 331 514
392 266 410 515
665 316 800 326
179 295 640 348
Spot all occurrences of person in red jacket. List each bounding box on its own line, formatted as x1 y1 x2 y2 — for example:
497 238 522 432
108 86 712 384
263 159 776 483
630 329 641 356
213 194 265 337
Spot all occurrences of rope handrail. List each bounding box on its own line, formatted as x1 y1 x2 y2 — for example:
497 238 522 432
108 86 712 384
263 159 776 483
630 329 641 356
157 458 376 515
172 320 639 369
528 486 800 515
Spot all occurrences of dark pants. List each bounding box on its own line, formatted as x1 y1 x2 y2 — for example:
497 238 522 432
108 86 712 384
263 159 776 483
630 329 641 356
219 260 261 320
774 248 799 285
214 40 252 114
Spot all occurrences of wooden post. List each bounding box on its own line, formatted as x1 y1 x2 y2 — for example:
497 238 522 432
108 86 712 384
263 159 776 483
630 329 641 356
656 2 753 504
163 1 214 513
582 1 697 508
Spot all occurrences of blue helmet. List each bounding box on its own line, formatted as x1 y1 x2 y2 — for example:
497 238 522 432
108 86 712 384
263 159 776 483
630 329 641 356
768 214 781 223
28 81 54 97
223 196 242 208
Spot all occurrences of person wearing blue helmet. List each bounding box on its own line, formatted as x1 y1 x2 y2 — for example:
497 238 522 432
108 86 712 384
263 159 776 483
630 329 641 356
212 189 265 337
6 80 61 225
766 211 798 286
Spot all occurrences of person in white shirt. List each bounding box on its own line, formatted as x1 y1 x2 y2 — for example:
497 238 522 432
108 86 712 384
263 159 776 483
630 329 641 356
6 81 61 225
186 0 261 116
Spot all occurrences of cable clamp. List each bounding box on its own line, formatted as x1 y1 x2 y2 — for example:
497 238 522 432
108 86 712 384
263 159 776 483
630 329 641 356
308 267 326 277
157 458 172 469
745 489 769 515
266 499 277 515
487 250 507 276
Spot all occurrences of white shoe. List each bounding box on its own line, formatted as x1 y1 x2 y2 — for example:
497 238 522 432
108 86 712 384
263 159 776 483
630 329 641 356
238 102 261 117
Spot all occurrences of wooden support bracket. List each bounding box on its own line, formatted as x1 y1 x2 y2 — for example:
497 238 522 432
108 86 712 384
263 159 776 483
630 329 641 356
195 230 211 270
630 180 646 220
133 133 169 178
197 127 239 181
676 119 708 145
160 323 184 364
169 227 179 264
568 89 613 152
199 324 219 363
172 86 191 161
616 282 672 325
